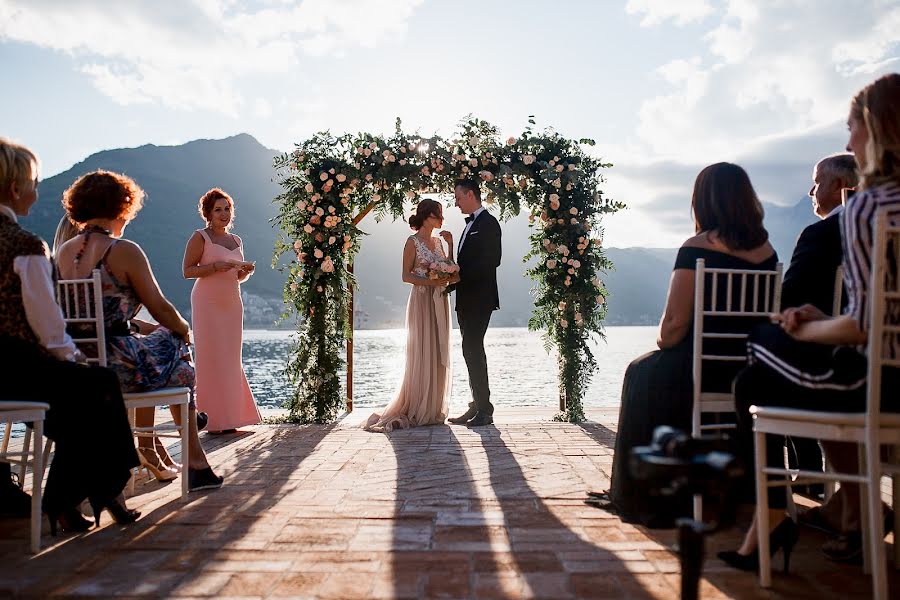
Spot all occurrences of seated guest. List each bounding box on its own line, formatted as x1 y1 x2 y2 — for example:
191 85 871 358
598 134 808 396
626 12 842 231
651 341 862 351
56 170 223 492
782 152 857 313
595 162 777 527
52 214 79 257
781 153 857 514
720 73 900 572
0 138 139 532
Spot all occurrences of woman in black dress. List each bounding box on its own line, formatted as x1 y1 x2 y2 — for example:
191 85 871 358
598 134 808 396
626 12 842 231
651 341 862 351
599 162 777 527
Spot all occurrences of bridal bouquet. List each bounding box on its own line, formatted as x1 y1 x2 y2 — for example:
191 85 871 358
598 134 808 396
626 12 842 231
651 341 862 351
427 258 460 281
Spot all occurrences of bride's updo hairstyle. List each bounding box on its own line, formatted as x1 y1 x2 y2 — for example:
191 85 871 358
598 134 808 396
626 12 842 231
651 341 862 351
408 198 442 230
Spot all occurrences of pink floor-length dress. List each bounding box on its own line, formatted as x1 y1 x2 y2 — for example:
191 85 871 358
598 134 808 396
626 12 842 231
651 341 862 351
191 229 260 430
364 235 451 433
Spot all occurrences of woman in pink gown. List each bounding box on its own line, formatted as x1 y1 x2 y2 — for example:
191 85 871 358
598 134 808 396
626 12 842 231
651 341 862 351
182 188 260 433
364 199 459 433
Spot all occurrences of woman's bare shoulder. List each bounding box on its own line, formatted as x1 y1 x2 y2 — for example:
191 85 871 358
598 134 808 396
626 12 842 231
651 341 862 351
680 233 711 249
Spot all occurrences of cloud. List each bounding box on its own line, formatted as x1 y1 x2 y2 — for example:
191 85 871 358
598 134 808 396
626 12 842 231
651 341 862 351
630 0 900 162
0 0 423 114
625 0 714 27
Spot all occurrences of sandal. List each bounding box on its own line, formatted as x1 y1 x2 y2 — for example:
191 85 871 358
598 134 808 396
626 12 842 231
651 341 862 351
137 447 178 482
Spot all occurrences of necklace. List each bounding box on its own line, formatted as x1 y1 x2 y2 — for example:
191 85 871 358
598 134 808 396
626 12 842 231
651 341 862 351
73 224 112 265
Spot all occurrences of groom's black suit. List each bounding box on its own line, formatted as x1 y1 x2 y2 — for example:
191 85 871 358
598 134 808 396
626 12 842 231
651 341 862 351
452 209 502 416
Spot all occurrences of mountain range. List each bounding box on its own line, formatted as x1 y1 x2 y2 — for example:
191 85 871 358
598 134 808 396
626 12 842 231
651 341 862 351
21 134 817 328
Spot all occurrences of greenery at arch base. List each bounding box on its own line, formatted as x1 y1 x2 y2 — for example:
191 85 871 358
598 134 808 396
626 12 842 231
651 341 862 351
273 117 624 424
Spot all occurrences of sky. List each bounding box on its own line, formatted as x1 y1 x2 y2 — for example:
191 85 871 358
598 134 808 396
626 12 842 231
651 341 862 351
1 0 899 247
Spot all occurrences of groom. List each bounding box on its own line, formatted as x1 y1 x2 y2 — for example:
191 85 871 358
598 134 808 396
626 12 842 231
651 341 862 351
447 179 502 427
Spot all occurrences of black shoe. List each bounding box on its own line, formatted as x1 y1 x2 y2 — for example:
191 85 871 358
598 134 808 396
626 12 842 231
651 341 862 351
207 428 237 435
196 411 208 432
466 412 494 427
46 507 93 536
822 532 863 564
88 497 140 528
718 518 799 573
798 506 840 535
448 407 478 425
188 467 223 492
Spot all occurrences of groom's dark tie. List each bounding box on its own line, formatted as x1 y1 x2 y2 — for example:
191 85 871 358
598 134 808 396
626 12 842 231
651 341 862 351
465 215 474 224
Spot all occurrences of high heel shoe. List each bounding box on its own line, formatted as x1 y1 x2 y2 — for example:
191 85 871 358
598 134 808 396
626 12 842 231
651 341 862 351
137 447 178 482
154 438 182 473
46 507 93 536
88 497 141 528
718 518 799 573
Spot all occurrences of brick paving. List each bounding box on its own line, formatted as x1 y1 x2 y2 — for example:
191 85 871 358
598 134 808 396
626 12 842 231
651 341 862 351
0 407 896 599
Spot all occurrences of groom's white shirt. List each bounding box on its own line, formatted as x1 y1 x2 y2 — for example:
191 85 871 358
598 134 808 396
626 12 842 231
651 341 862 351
458 206 485 254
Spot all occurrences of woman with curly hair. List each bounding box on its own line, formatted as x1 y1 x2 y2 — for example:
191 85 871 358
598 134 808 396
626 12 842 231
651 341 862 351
56 170 223 492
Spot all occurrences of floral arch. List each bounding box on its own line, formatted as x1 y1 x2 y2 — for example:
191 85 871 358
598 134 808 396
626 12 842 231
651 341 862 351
273 117 623 423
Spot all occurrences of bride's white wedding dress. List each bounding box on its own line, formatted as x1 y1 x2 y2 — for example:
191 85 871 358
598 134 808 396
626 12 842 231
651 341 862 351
363 235 451 432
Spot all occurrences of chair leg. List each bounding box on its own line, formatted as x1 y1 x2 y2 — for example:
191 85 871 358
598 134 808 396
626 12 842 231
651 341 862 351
893 470 900 571
31 420 43 554
1 421 11 454
756 427 772 588
180 401 189 499
859 445 872 575
864 439 888 599
18 427 32 490
822 441 836 502
127 407 136 497
42 439 53 478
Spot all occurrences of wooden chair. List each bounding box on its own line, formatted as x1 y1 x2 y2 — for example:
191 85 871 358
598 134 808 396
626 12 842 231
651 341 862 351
56 269 191 499
691 258 784 520
822 266 844 502
751 212 900 598
0 402 49 553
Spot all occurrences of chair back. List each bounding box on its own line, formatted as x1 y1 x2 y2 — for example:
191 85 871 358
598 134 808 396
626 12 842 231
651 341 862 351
691 258 783 434
832 265 844 317
56 269 107 368
866 210 900 426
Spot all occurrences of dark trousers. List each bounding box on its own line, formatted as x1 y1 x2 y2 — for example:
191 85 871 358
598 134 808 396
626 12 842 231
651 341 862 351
733 324 878 509
0 336 139 513
457 309 494 415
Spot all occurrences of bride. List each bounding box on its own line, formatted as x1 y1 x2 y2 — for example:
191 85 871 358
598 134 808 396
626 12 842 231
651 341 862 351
364 199 459 432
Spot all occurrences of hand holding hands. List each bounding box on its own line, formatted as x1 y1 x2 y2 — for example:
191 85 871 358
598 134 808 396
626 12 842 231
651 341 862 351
213 261 236 272
771 303 827 336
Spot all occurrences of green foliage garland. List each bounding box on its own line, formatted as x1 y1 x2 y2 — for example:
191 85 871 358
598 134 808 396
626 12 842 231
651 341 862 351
273 117 623 423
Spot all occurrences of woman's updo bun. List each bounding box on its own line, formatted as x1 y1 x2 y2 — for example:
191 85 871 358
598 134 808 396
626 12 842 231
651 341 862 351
408 198 442 231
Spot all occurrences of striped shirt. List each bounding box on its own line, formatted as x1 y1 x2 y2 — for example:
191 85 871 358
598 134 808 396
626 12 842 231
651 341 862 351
841 180 900 356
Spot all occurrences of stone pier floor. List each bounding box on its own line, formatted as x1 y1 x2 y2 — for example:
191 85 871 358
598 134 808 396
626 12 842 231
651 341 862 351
0 407 896 599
